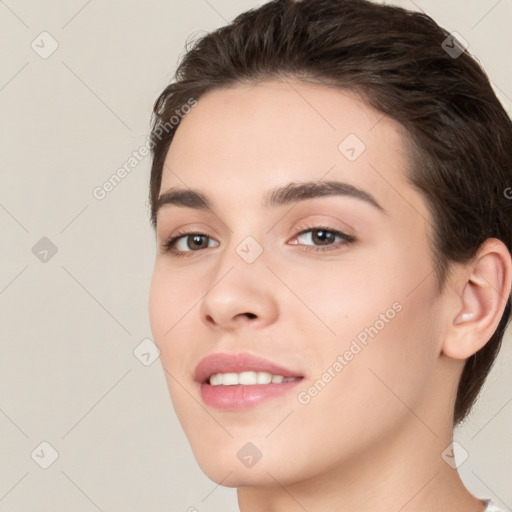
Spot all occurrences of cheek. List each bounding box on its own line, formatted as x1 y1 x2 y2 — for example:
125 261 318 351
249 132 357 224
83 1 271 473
148 263 208 392
289 246 440 414
148 269 170 343
148 267 191 385
148 263 197 339
291 294 440 468
273 255 395 344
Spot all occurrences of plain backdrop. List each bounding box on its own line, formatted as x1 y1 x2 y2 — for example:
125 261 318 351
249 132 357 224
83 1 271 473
0 1 511 511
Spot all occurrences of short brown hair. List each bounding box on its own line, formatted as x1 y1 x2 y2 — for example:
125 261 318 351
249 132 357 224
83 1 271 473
148 0 512 426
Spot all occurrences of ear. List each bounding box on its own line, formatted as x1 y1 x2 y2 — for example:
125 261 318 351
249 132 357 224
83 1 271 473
442 238 512 360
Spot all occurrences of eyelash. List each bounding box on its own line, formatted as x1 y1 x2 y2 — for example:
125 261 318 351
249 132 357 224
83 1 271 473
160 225 355 258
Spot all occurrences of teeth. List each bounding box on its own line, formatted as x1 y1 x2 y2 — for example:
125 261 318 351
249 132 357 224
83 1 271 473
208 371 299 386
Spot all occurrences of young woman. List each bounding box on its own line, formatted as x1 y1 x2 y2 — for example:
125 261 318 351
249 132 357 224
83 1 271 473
147 1 512 510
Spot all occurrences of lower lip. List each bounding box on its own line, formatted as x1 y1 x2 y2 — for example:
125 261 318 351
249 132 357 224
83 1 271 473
200 380 303 410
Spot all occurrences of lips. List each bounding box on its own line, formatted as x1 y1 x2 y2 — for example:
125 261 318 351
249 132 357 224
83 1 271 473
194 352 304 384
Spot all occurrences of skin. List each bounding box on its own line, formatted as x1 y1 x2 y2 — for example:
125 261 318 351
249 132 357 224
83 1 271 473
148 78 511 512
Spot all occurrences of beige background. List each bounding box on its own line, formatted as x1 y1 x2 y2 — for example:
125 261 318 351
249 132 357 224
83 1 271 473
0 1 511 511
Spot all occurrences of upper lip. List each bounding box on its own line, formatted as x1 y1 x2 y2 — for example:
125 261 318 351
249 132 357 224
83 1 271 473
194 352 304 383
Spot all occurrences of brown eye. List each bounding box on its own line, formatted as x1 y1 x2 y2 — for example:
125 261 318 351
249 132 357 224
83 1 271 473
310 229 336 245
162 232 219 256
184 234 210 250
294 227 354 250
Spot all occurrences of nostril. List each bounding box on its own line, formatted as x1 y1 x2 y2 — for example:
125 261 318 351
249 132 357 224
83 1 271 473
245 313 257 319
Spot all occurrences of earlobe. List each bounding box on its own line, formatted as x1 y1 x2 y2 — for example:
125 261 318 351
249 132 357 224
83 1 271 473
442 238 512 360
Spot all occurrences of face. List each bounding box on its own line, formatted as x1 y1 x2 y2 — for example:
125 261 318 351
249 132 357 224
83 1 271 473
149 79 448 487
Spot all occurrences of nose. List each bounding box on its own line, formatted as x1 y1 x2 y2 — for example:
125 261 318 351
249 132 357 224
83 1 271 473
199 257 279 331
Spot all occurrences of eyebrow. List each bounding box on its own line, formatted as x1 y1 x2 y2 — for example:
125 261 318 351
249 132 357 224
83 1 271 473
152 180 386 226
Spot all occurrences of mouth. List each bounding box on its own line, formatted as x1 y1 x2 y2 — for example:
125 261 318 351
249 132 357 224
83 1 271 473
194 351 304 384
194 352 304 410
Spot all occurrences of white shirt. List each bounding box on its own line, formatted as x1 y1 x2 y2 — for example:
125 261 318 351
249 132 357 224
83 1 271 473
484 499 505 511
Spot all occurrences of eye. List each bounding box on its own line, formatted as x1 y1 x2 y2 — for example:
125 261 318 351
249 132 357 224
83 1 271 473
160 230 219 257
291 225 355 252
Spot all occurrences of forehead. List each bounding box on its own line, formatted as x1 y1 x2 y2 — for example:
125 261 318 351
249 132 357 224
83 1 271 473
160 78 430 224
